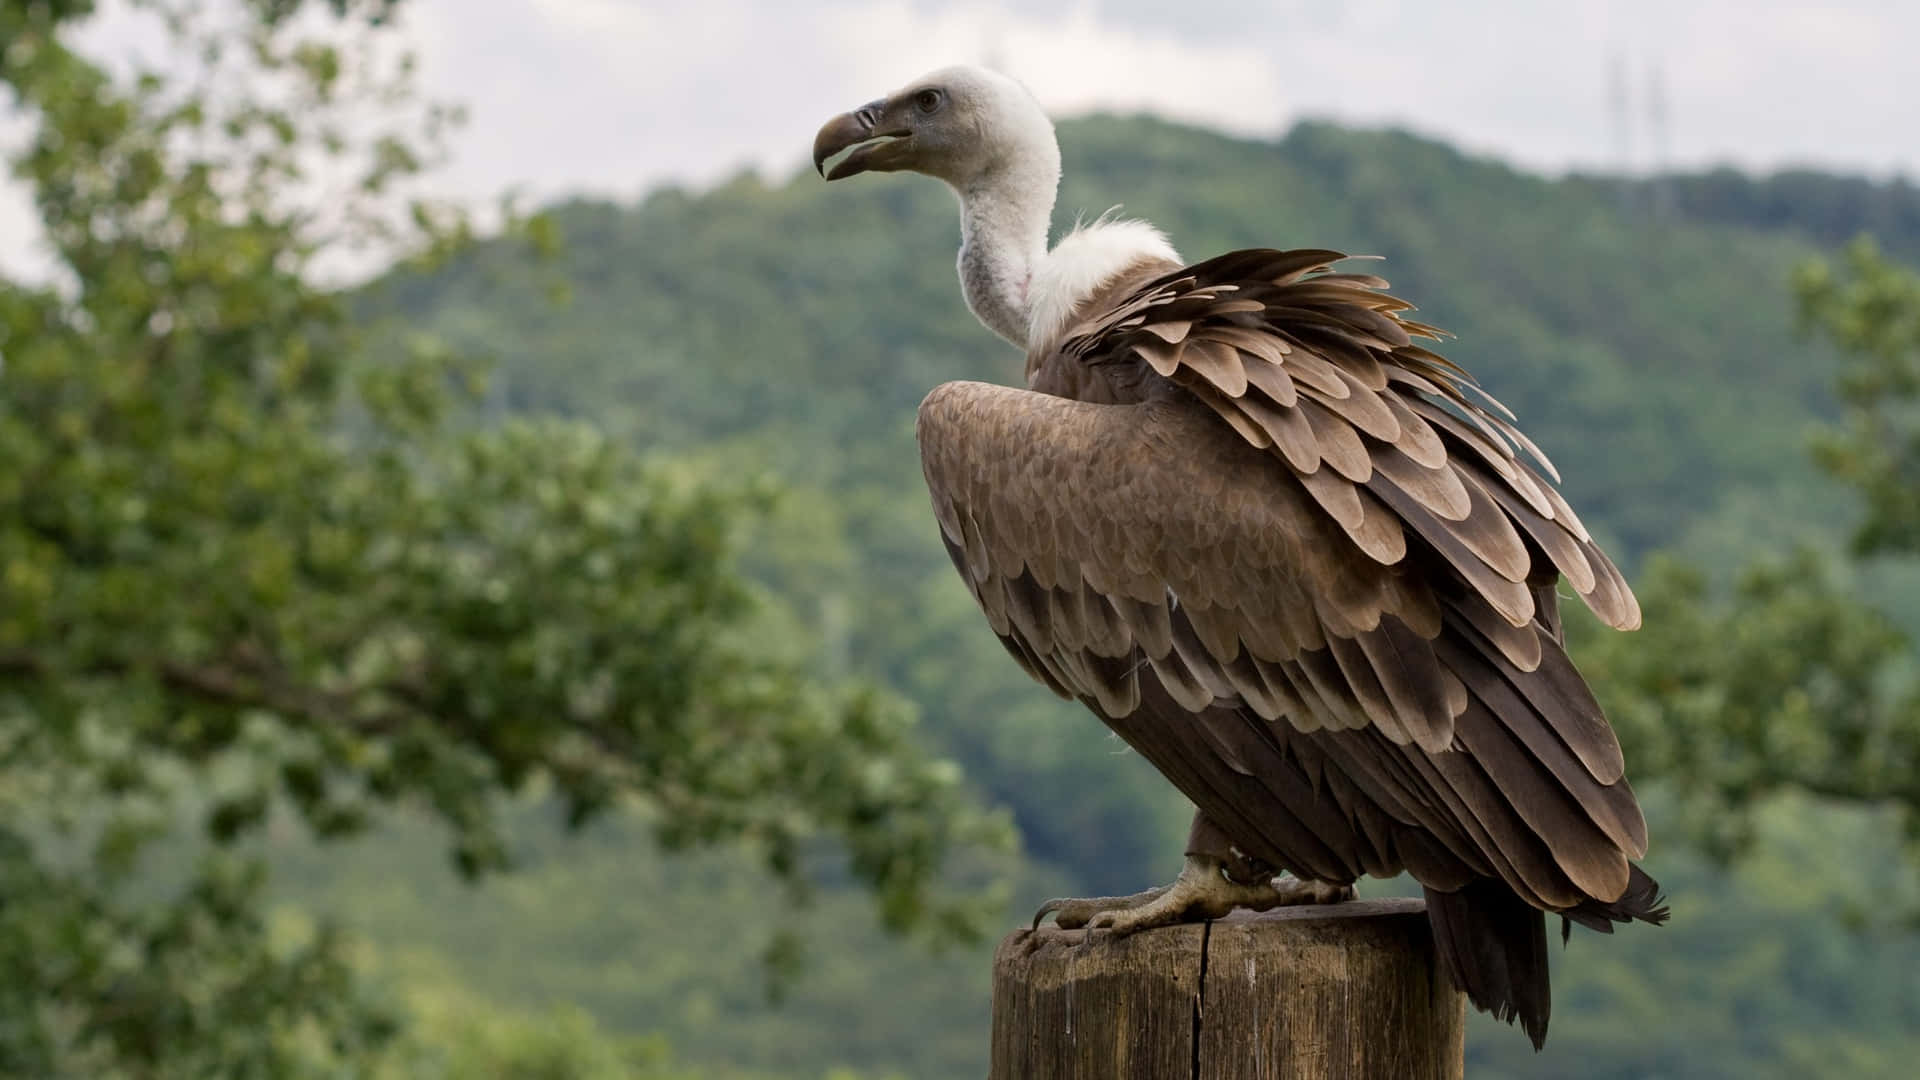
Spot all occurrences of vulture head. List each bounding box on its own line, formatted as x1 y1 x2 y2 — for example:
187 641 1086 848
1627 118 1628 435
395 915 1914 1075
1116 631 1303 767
815 65 1175 348
812 65 1058 187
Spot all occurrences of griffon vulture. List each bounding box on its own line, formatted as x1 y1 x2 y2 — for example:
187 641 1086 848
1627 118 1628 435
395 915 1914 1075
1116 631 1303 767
813 65 1665 1048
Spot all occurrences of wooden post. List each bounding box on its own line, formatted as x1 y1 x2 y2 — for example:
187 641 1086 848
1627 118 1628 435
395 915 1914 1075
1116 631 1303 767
991 897 1464 1080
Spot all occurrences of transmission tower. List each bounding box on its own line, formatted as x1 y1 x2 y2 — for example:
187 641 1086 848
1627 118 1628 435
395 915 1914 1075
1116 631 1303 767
1609 51 1635 214
1646 57 1672 222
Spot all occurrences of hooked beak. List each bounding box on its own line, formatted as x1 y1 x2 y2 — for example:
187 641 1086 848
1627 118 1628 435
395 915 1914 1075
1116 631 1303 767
813 102 913 181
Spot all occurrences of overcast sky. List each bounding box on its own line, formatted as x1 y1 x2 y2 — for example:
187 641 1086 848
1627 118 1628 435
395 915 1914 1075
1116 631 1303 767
3 0 1915 277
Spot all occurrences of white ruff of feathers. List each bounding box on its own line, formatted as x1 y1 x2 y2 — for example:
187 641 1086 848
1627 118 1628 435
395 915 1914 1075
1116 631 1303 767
1026 215 1178 348
946 69 1179 350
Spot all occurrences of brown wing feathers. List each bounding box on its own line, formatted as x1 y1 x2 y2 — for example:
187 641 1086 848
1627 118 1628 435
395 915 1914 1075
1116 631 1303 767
1062 248 1638 635
920 249 1659 933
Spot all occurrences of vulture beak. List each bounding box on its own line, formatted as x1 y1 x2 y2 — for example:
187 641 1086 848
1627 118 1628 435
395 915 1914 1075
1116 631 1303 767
813 101 914 181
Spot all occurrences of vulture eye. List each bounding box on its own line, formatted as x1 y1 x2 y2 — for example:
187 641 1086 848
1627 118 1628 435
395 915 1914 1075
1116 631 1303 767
913 89 944 114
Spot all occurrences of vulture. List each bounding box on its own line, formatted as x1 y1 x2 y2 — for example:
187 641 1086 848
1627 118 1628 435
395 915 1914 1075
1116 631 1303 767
813 65 1665 1048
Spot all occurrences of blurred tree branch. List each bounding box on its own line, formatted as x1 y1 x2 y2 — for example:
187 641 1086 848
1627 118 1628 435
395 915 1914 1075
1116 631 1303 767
1576 240 1920 886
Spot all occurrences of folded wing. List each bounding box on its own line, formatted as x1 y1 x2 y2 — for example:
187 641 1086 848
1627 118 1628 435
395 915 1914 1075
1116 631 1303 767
918 370 1646 910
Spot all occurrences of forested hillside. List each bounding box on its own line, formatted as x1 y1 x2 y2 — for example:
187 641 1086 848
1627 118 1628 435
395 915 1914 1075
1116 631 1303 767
321 115 1920 1079
1587 166 1920 267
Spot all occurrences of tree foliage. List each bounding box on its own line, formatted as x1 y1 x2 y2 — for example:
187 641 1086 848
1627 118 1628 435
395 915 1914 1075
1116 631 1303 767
0 1 1001 1073
1576 167 1920 269
1802 240 1920 557
1572 243 1920 873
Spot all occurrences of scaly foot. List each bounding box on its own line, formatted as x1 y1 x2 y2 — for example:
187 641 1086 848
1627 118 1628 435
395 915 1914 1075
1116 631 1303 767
1089 857 1353 937
1026 855 1354 949
1030 885 1173 932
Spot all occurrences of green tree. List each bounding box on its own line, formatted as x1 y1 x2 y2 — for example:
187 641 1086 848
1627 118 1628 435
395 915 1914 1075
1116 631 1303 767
0 1 1003 1073
1574 240 1920 869
1801 240 1920 558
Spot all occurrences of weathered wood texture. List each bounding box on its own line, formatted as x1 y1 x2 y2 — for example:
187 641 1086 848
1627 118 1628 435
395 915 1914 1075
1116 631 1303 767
991 897 1464 1080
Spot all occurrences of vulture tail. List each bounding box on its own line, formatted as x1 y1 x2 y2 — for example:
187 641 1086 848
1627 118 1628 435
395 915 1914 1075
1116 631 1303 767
1424 880 1552 1050
1426 867 1669 1050
1561 865 1671 936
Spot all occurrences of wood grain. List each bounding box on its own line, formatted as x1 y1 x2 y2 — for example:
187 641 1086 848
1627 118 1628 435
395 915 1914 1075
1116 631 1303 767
991 898 1465 1079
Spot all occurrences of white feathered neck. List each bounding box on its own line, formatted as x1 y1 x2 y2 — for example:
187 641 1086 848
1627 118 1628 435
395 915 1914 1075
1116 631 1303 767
957 190 1178 352
945 77 1178 350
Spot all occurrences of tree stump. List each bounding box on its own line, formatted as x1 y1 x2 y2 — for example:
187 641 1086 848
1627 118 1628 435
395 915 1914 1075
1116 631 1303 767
991 897 1464 1079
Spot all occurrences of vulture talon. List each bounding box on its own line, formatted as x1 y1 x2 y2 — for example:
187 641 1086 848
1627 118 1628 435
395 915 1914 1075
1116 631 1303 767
1069 855 1357 939
1028 897 1065 932
1030 885 1172 931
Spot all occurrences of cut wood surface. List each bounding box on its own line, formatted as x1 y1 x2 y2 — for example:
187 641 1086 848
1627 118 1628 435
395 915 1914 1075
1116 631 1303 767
991 897 1465 1079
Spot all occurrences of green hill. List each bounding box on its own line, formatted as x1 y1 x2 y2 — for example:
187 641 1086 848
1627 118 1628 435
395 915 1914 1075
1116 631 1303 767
329 115 1920 1078
1587 166 1920 265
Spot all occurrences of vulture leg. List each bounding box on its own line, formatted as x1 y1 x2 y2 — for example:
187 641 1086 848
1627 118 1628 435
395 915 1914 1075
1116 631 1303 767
1028 812 1258 932
1079 855 1356 939
1030 811 1354 943
1185 808 1278 885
